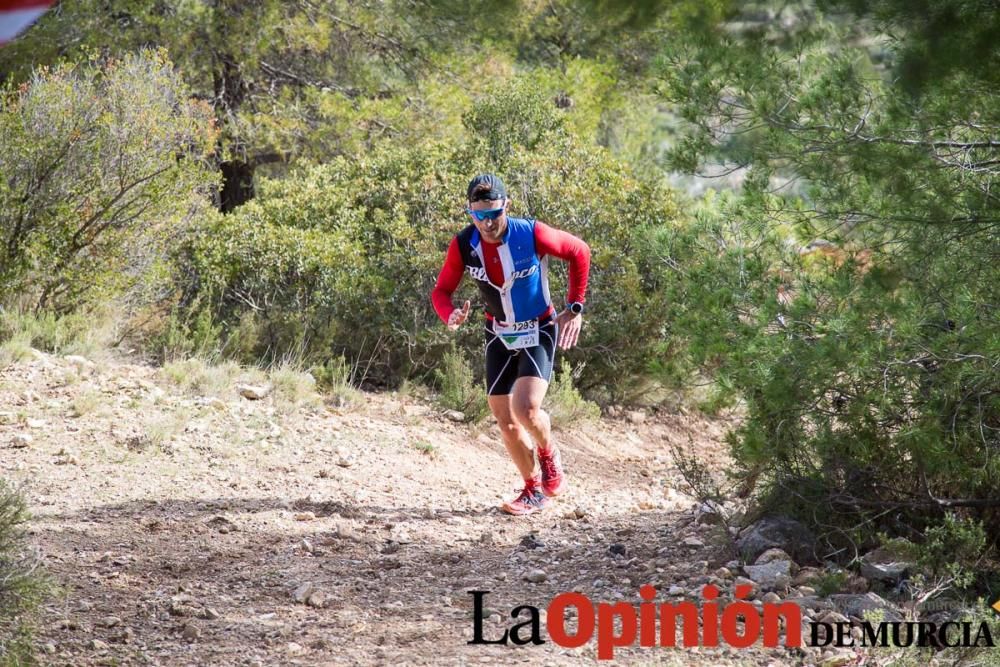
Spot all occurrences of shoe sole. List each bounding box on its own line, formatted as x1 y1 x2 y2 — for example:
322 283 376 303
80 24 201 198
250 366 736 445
501 502 549 516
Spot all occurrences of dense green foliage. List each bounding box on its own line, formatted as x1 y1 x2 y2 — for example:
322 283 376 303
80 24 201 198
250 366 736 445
652 2 1000 567
0 51 217 312
2 0 999 595
0 481 47 664
167 84 681 397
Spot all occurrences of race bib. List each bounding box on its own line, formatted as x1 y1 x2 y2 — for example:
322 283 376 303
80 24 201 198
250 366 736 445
494 319 539 350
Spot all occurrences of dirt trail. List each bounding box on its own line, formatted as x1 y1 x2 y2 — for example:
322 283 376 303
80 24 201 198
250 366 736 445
1 351 792 666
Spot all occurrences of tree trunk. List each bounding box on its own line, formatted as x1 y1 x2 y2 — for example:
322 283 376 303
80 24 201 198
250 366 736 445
213 46 252 213
219 159 255 213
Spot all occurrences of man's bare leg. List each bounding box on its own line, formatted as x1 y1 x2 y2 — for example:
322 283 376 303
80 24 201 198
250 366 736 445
510 376 552 451
511 375 566 496
488 393 536 480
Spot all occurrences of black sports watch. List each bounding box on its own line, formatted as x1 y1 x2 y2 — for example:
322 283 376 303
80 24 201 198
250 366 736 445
568 302 585 315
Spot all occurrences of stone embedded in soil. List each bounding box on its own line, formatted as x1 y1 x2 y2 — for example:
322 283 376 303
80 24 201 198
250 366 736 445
627 410 646 424
65 355 96 371
54 450 80 465
294 512 316 522
793 566 822 586
237 384 271 400
736 515 815 563
182 623 201 641
859 548 912 583
306 590 328 608
113 627 134 643
744 560 793 589
90 639 109 651
608 543 627 557
10 432 32 447
819 651 856 667
524 569 547 583
443 410 466 422
292 582 317 603
97 616 121 628
520 534 545 550
755 548 795 567
391 527 412 544
682 536 704 547
828 592 902 622
206 516 236 534
335 446 353 467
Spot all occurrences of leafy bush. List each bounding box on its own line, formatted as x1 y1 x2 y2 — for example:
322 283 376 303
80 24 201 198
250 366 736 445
917 515 988 589
546 359 601 424
0 50 217 313
0 307 120 359
651 1 1000 577
433 344 489 423
651 188 1000 560
165 79 683 400
0 480 47 663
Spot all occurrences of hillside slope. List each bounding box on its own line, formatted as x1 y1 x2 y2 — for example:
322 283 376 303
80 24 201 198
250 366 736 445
1 351 804 666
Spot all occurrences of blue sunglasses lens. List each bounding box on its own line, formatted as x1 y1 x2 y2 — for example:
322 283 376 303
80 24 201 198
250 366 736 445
468 208 504 221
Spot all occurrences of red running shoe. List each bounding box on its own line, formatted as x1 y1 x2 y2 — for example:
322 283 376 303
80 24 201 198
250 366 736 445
538 446 567 497
501 479 549 516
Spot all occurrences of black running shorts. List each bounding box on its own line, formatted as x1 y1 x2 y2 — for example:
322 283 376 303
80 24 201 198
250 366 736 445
484 314 558 396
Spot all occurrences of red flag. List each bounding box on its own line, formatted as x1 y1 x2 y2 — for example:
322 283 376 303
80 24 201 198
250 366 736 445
0 0 54 46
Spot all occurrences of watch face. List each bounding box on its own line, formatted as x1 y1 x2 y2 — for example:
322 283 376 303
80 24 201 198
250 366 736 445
570 303 583 314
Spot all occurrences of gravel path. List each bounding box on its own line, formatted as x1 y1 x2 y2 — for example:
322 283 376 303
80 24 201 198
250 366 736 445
1 351 798 666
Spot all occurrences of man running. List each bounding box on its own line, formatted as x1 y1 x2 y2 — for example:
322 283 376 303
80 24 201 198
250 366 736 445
430 174 591 516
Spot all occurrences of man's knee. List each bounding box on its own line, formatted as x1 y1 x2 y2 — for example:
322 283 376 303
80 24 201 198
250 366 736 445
495 416 521 436
512 400 545 427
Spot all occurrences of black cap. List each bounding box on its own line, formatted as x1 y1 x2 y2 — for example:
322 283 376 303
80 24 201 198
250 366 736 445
467 173 507 202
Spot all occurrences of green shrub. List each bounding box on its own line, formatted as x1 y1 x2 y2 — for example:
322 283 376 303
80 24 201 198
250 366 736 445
641 179 1000 565
0 50 218 313
165 78 683 400
154 299 225 362
0 480 48 663
433 344 489 423
917 515 988 589
0 307 120 358
814 570 849 597
546 358 600 425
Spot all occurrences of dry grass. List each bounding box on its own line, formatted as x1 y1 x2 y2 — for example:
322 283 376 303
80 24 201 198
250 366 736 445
0 305 122 360
69 387 105 418
0 333 33 367
160 357 258 397
269 363 322 414
142 409 191 452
